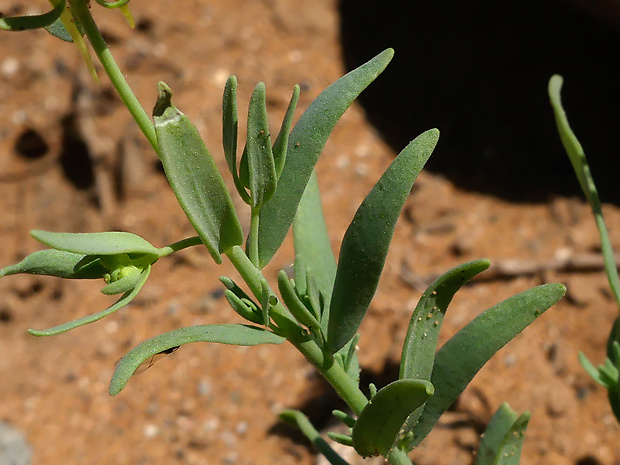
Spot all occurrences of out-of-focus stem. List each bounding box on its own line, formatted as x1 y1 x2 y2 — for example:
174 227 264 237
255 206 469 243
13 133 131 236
69 0 158 152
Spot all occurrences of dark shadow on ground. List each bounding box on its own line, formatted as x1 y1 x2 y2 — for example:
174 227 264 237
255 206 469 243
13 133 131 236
338 0 620 203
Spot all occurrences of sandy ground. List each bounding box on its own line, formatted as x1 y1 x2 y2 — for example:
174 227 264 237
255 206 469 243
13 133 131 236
0 1 619 464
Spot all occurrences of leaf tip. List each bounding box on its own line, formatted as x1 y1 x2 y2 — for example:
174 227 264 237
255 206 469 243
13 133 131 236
108 381 124 397
424 381 435 397
153 81 173 117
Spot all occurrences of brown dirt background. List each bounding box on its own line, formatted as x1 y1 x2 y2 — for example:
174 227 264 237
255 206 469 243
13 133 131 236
1 1 620 464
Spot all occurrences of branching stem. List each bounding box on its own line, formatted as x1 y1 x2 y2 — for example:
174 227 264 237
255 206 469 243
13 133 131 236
225 246 369 415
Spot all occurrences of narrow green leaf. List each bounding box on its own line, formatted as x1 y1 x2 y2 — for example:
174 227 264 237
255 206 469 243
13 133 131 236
294 170 337 321
222 76 251 204
549 75 620 306
220 276 255 303
612 339 620 365
493 412 530 465
475 403 519 465
31 230 160 257
352 379 434 457
153 82 244 264
327 432 354 447
400 259 491 380
277 270 321 334
222 76 239 175
305 273 323 321
110 324 285 395
548 76 593 204
332 409 356 428
247 82 277 208
337 334 360 384
260 278 272 326
328 129 439 354
279 410 352 465
273 85 300 177
406 283 566 449
0 0 65 31
29 265 151 337
579 353 611 388
0 249 106 280
224 290 264 325
398 259 490 435
238 146 250 189
257 49 395 268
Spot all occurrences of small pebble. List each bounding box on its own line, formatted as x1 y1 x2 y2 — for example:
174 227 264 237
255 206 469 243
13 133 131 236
504 353 518 366
197 379 211 396
235 421 248 436
143 423 159 438
1 57 19 76
0 421 32 465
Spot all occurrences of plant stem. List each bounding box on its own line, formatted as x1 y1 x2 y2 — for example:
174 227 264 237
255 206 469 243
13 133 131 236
387 448 414 465
225 246 369 415
158 236 203 256
280 410 351 465
68 0 158 152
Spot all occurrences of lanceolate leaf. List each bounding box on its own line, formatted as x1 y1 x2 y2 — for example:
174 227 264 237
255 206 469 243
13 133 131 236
273 85 301 177
221 77 251 204
400 259 490 381
28 265 151 337
257 49 395 268
493 412 530 465
327 129 439 354
475 403 519 465
405 283 566 450
277 270 321 335
246 82 277 208
153 82 243 264
293 170 337 328
222 76 239 177
31 230 160 258
397 259 490 433
351 379 434 457
109 324 285 395
549 75 620 306
0 249 106 280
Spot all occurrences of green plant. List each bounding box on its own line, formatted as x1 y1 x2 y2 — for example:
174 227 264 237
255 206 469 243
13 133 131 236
549 75 620 422
0 2 566 464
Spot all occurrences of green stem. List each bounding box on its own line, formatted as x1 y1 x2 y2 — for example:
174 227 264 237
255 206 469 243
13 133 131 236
388 448 414 465
247 208 260 267
158 236 203 256
280 410 351 465
225 246 368 415
68 0 158 152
